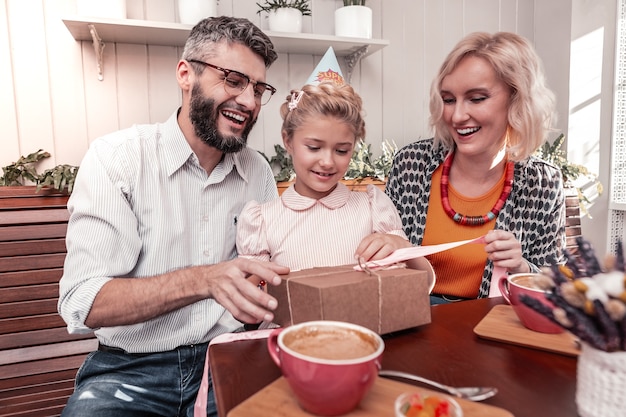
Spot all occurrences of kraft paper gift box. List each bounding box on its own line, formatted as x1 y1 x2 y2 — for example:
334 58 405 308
268 265 431 334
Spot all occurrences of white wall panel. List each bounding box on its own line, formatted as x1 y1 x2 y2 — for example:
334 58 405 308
465 0 501 34
500 0 518 32
442 0 464 53
44 0 89 166
357 0 383 147
395 0 425 147
516 0 534 41
535 0 572 136
313 0 336 35
9 0 55 171
117 43 151 129
0 0 20 164
422 0 446 143
380 0 407 147
81 39 121 144
148 45 181 123
143 0 176 22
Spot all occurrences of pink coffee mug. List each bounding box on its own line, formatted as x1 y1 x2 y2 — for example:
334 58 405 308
267 320 384 416
498 273 563 334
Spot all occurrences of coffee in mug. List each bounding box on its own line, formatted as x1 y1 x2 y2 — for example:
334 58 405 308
283 325 378 360
510 274 540 289
267 320 384 416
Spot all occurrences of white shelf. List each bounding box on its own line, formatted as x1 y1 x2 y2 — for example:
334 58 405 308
63 17 191 47
262 31 388 58
62 17 389 57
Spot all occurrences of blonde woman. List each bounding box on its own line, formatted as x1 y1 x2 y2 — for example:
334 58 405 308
386 32 566 304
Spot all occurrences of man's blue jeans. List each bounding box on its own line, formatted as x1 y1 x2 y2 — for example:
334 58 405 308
61 343 216 417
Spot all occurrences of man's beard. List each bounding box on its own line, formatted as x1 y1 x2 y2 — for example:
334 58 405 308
189 83 256 153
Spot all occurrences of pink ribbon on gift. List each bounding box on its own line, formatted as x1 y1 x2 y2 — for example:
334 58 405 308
354 235 505 298
194 329 276 417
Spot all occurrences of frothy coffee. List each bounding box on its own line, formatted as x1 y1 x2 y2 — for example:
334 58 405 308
511 275 541 290
283 324 378 360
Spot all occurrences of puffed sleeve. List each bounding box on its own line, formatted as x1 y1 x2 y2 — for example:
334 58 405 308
366 184 407 239
236 200 271 262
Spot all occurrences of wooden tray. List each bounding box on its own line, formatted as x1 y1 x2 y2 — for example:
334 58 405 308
474 305 580 356
227 376 513 417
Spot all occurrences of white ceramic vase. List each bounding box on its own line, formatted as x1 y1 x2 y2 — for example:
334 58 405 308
268 8 303 33
334 5 372 39
76 0 126 19
178 0 217 25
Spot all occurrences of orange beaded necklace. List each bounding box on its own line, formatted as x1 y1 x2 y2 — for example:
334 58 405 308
440 152 514 226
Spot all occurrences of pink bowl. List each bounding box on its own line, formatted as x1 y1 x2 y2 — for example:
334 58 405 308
267 320 384 416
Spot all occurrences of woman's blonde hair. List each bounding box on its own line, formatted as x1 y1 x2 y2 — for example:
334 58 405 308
280 82 366 142
429 32 556 161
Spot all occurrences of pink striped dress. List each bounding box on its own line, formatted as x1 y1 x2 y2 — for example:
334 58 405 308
236 182 407 270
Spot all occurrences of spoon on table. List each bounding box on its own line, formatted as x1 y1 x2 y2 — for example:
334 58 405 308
379 370 498 401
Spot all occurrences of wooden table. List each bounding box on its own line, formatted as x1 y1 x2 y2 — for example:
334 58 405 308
208 297 578 417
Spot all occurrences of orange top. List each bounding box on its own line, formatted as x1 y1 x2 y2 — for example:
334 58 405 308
423 165 505 298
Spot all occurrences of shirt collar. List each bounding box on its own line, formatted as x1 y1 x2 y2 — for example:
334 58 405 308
162 111 195 177
281 182 351 211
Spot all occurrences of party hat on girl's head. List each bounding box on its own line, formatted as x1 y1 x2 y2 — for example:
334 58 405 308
305 47 345 86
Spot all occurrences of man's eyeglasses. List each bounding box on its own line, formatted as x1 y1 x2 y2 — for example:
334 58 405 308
188 59 277 105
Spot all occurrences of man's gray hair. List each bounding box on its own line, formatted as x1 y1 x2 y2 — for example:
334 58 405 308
182 16 278 67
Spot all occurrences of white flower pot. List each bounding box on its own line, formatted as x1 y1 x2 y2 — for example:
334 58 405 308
178 0 217 25
334 5 372 39
268 8 303 33
76 0 126 19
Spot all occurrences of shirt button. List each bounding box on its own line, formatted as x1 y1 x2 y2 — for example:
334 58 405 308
203 250 210 257
202 215 210 222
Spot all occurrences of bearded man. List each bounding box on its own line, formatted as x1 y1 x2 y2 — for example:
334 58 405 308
58 16 288 417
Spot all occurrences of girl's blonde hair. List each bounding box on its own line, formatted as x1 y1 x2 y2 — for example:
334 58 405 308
429 32 556 161
280 82 366 142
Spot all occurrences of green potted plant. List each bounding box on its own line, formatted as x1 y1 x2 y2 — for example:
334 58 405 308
256 0 311 33
534 133 603 218
0 149 79 194
262 140 397 195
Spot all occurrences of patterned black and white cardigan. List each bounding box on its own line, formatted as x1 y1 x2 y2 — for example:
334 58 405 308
385 138 567 298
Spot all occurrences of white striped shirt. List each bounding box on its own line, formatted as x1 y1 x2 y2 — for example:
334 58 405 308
236 182 407 270
58 111 278 352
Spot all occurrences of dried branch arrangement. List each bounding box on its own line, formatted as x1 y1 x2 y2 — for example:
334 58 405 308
520 237 626 352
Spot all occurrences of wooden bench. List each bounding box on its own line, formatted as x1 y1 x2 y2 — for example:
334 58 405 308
0 187 97 417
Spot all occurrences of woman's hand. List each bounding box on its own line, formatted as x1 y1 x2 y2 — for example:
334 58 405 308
483 229 530 274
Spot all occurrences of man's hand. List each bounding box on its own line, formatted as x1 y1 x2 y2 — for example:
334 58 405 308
204 258 289 324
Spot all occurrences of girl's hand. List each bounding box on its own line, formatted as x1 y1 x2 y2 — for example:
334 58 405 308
354 233 411 262
483 229 530 274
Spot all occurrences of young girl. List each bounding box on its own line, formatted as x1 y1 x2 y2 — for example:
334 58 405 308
193 82 434 416
236 81 433 276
